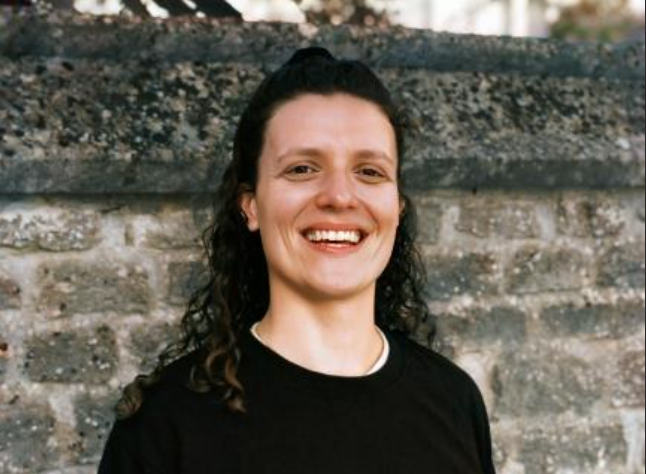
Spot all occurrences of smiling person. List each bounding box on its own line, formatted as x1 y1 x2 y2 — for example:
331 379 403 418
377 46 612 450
98 47 497 474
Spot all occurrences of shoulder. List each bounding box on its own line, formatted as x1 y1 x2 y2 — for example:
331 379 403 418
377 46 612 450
157 349 201 388
99 354 202 472
121 350 203 423
391 331 483 403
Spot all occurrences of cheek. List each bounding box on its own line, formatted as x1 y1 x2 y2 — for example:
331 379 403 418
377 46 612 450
364 190 401 226
256 185 309 230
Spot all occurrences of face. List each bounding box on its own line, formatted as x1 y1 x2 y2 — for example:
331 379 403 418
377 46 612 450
239 93 404 300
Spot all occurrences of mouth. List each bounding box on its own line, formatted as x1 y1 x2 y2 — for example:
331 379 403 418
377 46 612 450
299 229 369 255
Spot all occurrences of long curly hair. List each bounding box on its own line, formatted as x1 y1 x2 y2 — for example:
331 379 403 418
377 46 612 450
114 46 436 419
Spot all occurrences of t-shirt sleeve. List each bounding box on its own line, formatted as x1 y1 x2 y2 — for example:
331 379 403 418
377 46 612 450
467 379 497 474
97 385 180 474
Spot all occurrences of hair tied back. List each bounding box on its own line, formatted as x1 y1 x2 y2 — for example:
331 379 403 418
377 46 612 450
286 46 337 66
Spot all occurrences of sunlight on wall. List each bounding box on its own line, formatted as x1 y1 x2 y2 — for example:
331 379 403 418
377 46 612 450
390 0 509 34
73 0 645 36
630 0 644 14
75 0 121 15
227 0 304 22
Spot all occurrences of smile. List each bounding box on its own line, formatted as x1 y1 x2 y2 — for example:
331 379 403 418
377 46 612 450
300 231 368 255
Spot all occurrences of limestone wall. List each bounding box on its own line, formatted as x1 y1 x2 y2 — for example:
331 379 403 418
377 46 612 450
0 10 644 474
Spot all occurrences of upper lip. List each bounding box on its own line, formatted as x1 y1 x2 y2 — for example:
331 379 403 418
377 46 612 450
301 223 368 238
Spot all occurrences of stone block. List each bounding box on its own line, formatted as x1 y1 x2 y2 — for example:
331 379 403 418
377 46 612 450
507 245 591 294
410 197 442 244
0 273 21 310
556 194 627 238
597 242 646 290
72 392 119 464
166 260 209 306
422 251 499 301
518 420 628 474
492 344 603 417
127 209 205 250
540 300 645 339
0 404 58 473
128 321 181 373
435 306 528 348
23 325 118 384
456 197 541 239
0 210 101 251
37 260 151 318
612 349 646 408
1 24 644 193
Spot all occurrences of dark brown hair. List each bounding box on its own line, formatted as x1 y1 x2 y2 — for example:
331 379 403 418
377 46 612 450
114 46 436 418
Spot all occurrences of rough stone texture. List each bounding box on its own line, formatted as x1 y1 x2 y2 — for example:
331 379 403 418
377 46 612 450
0 12 644 194
557 194 628 238
456 198 541 239
166 259 210 307
0 210 101 251
0 10 643 78
128 320 181 373
0 11 644 474
518 419 629 474
0 403 58 473
596 241 646 290
36 260 151 318
435 306 528 351
410 197 442 244
613 349 646 408
0 273 21 310
23 325 118 383
492 343 604 417
540 299 645 339
422 250 500 301
506 245 592 294
125 210 205 250
72 393 120 464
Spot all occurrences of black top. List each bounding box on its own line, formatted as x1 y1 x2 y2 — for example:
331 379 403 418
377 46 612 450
98 327 497 474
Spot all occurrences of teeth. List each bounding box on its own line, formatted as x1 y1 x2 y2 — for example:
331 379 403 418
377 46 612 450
305 230 362 244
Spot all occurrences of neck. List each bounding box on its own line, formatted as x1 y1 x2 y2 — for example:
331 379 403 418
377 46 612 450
255 309 384 377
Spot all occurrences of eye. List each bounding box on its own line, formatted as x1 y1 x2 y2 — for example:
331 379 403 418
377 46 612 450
286 165 317 175
286 165 385 178
360 168 385 178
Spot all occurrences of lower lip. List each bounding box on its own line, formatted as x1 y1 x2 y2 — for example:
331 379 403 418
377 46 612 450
302 234 367 255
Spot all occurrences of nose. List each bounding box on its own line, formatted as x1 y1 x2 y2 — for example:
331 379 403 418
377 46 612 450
314 168 359 210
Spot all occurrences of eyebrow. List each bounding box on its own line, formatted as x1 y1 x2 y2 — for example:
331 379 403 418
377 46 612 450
276 147 394 165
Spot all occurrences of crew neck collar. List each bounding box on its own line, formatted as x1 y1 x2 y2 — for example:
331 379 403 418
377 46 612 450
239 324 407 400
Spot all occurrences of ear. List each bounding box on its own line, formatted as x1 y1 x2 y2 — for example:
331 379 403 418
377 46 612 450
239 190 260 232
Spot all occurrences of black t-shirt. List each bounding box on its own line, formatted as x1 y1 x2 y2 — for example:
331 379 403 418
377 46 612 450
98 327 497 474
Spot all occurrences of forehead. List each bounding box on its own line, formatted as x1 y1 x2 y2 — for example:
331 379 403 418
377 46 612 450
263 93 396 159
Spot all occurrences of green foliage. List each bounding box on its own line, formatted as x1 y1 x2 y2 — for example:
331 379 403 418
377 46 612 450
549 0 644 41
291 0 394 26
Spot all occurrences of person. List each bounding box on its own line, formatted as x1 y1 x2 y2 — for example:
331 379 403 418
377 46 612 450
97 46 497 474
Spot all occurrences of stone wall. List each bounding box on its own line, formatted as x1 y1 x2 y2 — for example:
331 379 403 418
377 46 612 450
0 10 644 474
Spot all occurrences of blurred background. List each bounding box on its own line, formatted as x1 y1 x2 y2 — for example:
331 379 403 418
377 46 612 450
5 0 645 42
